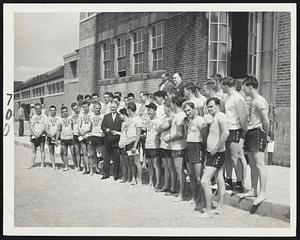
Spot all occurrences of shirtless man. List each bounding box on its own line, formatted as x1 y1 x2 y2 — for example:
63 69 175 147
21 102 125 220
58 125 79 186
45 105 60 169
199 97 229 218
29 103 47 168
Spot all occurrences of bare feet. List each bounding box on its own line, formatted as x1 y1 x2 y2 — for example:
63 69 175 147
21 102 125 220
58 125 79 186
238 190 257 199
212 207 224 215
253 195 266 206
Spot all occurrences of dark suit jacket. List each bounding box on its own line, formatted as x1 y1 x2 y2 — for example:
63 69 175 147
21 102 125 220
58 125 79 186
160 80 175 92
175 81 185 97
101 112 122 147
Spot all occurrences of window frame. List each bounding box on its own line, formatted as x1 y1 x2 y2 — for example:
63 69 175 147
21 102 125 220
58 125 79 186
151 22 164 72
207 12 229 78
102 39 112 79
247 12 258 77
132 28 144 74
115 35 127 77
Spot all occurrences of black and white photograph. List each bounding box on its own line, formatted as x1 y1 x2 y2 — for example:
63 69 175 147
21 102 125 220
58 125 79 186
3 3 296 237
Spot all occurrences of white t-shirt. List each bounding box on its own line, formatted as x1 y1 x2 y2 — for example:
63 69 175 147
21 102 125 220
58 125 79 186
225 92 246 130
47 116 60 136
60 116 73 140
119 120 128 149
71 113 80 135
156 104 165 119
90 113 104 137
248 94 269 131
170 111 186 150
126 115 143 145
207 112 227 153
186 115 207 143
145 117 161 149
159 116 171 150
31 114 47 136
102 102 111 115
78 113 92 137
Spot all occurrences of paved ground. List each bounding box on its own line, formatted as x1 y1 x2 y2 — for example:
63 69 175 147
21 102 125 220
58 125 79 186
14 145 289 228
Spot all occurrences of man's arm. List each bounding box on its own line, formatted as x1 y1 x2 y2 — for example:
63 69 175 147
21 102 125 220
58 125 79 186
198 124 208 145
101 115 110 133
132 127 142 151
166 125 184 143
212 118 229 155
236 98 248 136
260 108 269 136
30 119 38 137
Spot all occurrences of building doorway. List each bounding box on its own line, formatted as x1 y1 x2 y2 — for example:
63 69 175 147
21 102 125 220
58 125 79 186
230 13 249 79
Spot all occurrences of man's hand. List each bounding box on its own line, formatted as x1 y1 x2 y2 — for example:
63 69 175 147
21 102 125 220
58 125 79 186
210 146 218 156
106 128 111 133
131 147 137 154
164 136 170 143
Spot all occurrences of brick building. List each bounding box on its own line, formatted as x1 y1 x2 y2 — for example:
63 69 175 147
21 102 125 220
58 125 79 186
14 11 291 166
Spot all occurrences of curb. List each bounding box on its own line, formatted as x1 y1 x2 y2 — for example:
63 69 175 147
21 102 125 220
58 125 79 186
14 139 290 223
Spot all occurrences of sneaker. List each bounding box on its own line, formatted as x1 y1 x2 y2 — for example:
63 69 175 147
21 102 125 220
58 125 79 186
212 207 224 215
198 211 213 218
225 178 233 190
234 184 244 193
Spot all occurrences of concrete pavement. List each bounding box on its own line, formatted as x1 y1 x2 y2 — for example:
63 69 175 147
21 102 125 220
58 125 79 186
14 130 290 223
14 144 289 228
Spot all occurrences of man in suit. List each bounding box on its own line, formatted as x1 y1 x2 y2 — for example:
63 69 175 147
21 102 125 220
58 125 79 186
173 72 185 98
101 101 122 180
159 72 175 92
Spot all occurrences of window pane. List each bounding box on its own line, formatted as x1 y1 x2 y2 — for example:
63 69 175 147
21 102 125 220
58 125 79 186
157 59 163 70
210 12 218 23
153 61 158 71
252 56 256 75
153 38 157 49
251 36 256 55
153 50 158 60
157 48 163 59
61 82 64 92
219 25 227 42
210 43 217 60
209 61 217 77
218 43 226 60
218 61 226 77
220 12 227 24
52 84 55 94
252 14 257 33
157 36 162 48
210 24 218 41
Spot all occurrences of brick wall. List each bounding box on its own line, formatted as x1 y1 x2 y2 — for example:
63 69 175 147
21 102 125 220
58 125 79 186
276 12 291 107
79 12 209 99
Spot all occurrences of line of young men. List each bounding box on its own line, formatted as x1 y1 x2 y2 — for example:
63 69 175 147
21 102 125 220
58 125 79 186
28 73 269 218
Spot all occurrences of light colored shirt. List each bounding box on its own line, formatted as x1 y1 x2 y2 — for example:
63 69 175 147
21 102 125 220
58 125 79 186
119 120 128 149
170 111 186 150
126 116 143 145
145 117 161 149
207 112 227 153
159 116 171 150
90 113 104 137
78 113 92 137
47 116 60 136
225 92 246 130
31 114 47 136
248 94 269 131
71 114 80 135
18 108 25 120
156 104 165 119
102 102 111 115
186 115 207 143
60 116 73 140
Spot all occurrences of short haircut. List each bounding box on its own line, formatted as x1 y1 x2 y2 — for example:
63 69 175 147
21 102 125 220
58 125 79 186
154 90 166 98
92 93 99 97
243 76 259 89
113 95 121 102
222 76 236 88
182 101 195 109
85 94 91 99
168 87 177 95
82 101 89 106
140 91 149 97
49 105 56 110
206 97 220 106
186 83 197 94
171 95 185 108
146 103 157 111
77 94 83 101
119 108 128 117
71 102 78 109
174 72 182 78
127 102 137 112
114 91 122 97
162 72 169 77
104 92 110 96
94 101 102 107
61 106 68 111
235 80 242 92
204 80 219 92
108 92 114 98
34 103 41 107
127 93 135 99
214 74 223 83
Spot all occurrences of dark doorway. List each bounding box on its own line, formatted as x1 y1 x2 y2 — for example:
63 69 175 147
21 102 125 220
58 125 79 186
230 13 249 79
40 98 44 105
24 104 30 121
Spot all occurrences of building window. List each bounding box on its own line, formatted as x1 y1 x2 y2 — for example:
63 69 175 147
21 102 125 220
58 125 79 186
247 12 257 76
208 12 229 78
116 35 127 77
21 90 30 99
151 23 164 71
102 40 112 79
32 86 45 98
14 93 20 101
47 81 64 95
133 29 144 74
70 60 77 78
